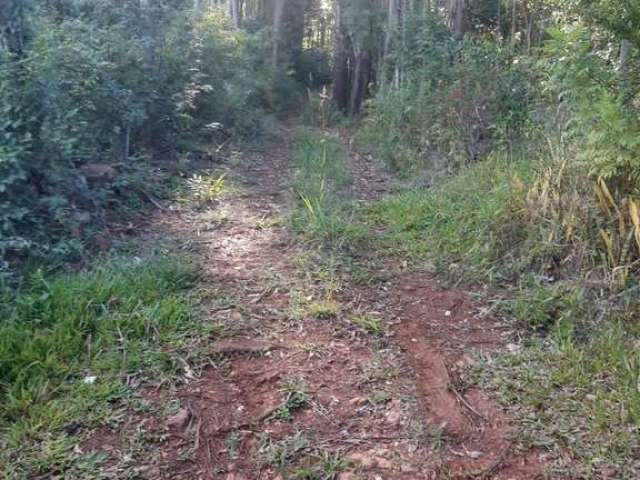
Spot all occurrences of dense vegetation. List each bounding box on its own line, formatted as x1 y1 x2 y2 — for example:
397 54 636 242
2 0 640 477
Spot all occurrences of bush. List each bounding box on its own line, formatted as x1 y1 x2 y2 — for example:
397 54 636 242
359 15 534 175
0 3 280 273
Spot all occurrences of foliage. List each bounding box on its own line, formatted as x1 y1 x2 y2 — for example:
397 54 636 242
0 2 282 273
543 24 640 194
291 131 363 244
360 14 534 174
0 253 208 477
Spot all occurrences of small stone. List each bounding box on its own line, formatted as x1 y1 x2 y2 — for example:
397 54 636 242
385 409 401 427
225 474 248 480
167 408 191 430
467 450 483 459
348 452 376 468
506 343 521 353
349 397 367 406
400 464 417 473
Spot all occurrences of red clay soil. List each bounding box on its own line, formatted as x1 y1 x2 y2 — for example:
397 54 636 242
388 275 546 479
79 125 548 479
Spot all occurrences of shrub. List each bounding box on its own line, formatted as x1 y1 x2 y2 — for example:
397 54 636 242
359 15 534 175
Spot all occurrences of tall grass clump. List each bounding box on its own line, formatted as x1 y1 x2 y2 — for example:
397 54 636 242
290 131 361 244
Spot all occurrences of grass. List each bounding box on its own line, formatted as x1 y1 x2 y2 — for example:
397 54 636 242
290 130 365 245
257 430 348 479
350 146 640 477
361 152 536 277
0 254 211 477
275 378 310 422
474 320 640 478
351 313 385 337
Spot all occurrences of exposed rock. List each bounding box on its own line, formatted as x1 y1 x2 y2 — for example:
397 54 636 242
385 408 401 427
167 408 191 430
337 473 358 480
375 456 394 469
400 463 418 473
348 452 377 469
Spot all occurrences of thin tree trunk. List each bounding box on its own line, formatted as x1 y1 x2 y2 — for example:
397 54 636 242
448 0 464 36
382 0 398 90
496 0 501 42
230 0 240 28
349 50 371 115
271 0 285 68
510 0 517 44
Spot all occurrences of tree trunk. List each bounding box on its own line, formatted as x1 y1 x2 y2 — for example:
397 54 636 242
349 50 371 115
510 0 517 44
230 0 240 28
448 0 465 36
332 29 351 111
271 0 285 68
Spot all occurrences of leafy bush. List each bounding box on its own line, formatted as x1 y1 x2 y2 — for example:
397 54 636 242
543 24 640 194
0 3 281 272
359 14 534 174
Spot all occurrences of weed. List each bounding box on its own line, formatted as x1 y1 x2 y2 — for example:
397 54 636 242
291 451 349 479
186 171 226 203
351 313 385 337
275 378 309 422
408 419 447 451
475 321 640 477
257 431 311 469
290 131 364 245
225 430 242 459
369 390 392 406
308 297 340 320
257 431 347 479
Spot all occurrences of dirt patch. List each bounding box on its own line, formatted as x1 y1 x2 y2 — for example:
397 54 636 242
80 125 549 479
388 273 546 479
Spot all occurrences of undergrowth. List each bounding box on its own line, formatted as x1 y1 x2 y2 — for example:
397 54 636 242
0 254 210 477
354 142 640 476
475 320 640 478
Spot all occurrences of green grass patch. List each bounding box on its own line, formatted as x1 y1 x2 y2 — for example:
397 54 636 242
362 152 535 277
0 254 209 477
475 320 640 478
290 131 364 245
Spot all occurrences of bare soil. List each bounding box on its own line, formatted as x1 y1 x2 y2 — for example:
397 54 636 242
82 124 547 479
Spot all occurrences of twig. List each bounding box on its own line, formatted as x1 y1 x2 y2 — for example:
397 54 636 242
136 188 166 211
449 384 487 421
213 403 282 435
194 417 203 451
464 445 512 479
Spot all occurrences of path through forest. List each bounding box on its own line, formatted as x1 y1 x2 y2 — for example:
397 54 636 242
84 124 546 479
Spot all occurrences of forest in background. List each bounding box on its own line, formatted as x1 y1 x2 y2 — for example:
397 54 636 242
2 0 640 478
